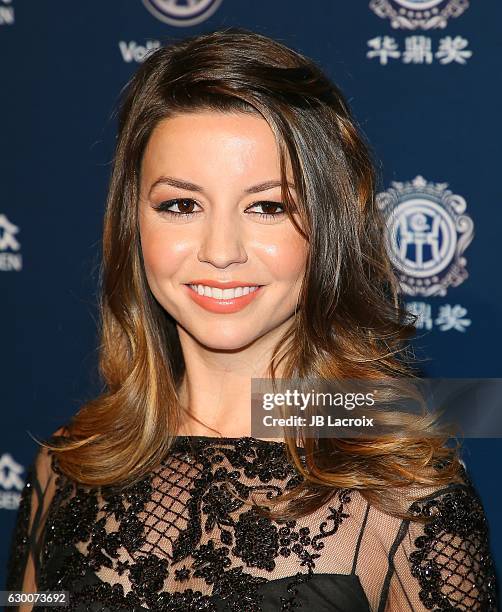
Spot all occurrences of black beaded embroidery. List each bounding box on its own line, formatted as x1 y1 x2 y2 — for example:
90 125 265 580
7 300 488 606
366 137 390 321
408 480 498 611
6 435 499 611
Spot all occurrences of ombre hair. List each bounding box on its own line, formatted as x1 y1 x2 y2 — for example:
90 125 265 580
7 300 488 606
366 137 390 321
41 27 463 520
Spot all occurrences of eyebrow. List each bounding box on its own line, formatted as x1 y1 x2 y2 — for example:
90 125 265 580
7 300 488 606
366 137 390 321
148 176 295 198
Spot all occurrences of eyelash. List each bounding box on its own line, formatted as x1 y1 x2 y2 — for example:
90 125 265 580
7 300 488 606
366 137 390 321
152 198 286 220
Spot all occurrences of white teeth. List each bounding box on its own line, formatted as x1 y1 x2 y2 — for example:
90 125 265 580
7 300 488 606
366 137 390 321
188 284 260 299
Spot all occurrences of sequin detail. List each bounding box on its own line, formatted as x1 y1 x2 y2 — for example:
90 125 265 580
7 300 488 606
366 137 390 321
5 435 499 611
408 481 498 611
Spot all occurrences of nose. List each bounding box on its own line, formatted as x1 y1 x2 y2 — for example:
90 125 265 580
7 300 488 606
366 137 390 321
197 209 248 268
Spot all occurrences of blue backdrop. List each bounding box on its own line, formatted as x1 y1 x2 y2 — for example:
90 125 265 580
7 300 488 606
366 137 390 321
1 0 501 589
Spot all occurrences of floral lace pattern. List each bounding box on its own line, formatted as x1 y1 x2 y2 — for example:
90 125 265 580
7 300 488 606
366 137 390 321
6 434 499 611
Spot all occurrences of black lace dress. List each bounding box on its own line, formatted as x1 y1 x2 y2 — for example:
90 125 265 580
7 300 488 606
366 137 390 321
5 433 499 611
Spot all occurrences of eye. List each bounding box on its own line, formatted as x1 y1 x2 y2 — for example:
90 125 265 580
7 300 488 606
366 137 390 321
152 199 287 220
246 201 286 220
152 198 201 218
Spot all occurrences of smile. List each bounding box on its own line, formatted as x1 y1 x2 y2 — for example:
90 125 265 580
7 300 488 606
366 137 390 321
189 284 260 299
183 283 264 314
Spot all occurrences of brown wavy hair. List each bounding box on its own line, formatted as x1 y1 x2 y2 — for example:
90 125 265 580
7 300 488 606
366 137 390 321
40 27 463 521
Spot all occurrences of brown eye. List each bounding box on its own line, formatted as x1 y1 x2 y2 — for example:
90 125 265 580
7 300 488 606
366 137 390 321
153 199 200 217
247 201 286 219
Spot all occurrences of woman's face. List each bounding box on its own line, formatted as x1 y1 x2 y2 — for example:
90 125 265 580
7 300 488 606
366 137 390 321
138 110 308 350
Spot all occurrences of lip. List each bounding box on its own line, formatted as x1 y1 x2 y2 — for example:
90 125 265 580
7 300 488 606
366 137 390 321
183 282 264 314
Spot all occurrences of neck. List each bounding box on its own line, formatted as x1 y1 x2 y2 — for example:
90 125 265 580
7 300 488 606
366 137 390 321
175 321 293 437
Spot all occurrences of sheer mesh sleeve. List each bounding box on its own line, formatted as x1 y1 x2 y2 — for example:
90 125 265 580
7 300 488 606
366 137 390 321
5 431 64 608
353 468 499 611
388 479 498 611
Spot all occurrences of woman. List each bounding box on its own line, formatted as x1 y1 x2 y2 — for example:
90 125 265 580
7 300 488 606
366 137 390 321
6 27 498 611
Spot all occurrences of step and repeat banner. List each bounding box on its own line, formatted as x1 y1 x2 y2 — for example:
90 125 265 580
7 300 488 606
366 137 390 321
1 0 501 585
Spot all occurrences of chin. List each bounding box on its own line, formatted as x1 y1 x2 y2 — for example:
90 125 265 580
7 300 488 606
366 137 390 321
185 324 266 352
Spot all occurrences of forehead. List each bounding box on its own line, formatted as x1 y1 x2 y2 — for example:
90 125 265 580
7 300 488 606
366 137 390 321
145 109 276 144
140 111 292 183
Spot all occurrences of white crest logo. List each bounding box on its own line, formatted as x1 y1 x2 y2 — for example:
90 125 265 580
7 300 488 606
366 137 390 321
377 176 473 296
369 0 469 29
0 454 24 491
142 0 223 26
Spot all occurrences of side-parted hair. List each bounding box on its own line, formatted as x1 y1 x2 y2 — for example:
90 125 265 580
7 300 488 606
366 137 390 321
42 27 462 521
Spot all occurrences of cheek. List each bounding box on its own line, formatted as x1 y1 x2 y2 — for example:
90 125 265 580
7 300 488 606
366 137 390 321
140 223 189 284
259 230 307 282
